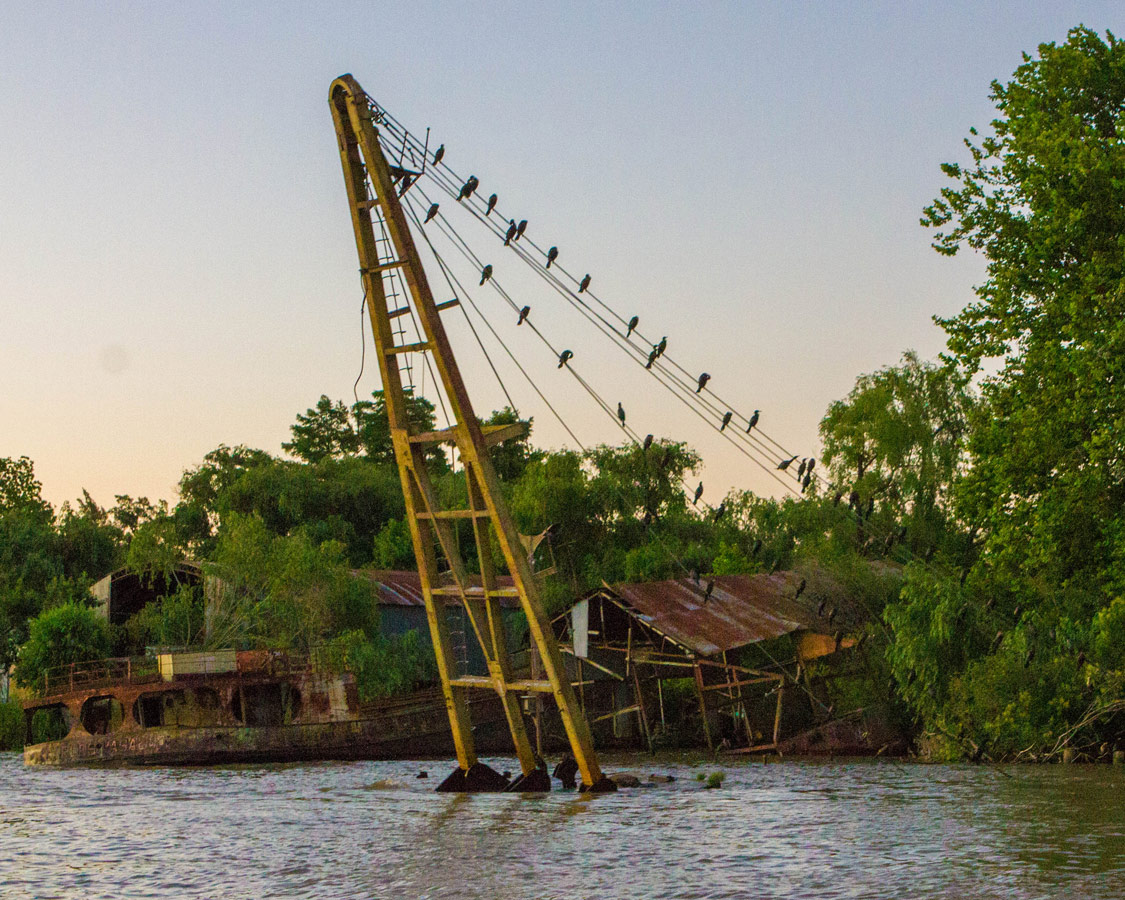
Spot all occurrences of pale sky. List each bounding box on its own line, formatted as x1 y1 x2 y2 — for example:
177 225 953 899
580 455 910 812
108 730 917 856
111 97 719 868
1 2 1119 509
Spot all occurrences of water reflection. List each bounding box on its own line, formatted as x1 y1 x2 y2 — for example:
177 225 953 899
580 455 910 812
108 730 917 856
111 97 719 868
0 752 1122 899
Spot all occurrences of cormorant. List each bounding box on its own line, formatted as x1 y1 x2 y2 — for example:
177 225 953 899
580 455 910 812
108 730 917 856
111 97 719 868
696 372 710 393
645 348 658 369
517 306 530 326
557 349 573 368
617 402 626 426
746 410 759 432
656 336 667 357
807 458 816 473
693 482 704 504
504 220 517 246
642 434 653 452
626 315 639 338
546 246 558 268
720 412 732 431
516 220 528 240
797 459 807 480
777 455 798 471
458 176 479 200
479 264 493 286
432 144 445 166
425 203 440 223
486 193 498 215
579 274 591 293
713 502 726 521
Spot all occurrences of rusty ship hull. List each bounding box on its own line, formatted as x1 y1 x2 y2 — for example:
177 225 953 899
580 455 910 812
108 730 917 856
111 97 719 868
21 651 509 767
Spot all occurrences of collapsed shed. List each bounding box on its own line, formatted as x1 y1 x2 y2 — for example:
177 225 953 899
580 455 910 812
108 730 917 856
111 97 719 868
555 570 867 752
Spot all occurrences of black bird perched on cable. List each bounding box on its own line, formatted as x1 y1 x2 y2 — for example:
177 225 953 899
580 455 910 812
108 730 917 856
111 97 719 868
801 473 812 493
693 482 704 504
721 412 732 431
712 502 726 522
656 336 667 357
517 306 530 326
642 434 653 452
696 373 710 393
557 349 573 368
504 220 517 246
579 274 591 293
626 316 639 339
795 578 807 599
777 455 798 471
516 220 528 240
617 402 626 426
397 175 413 197
546 246 558 268
645 348 658 369
424 203 440 223
486 193 498 216
798 459 808 480
432 144 445 166
807 458 816 474
479 264 493 286
746 409 759 432
458 175 479 200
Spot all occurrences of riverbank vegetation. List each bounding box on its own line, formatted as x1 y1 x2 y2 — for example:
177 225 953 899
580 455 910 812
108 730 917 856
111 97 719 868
1 26 1122 760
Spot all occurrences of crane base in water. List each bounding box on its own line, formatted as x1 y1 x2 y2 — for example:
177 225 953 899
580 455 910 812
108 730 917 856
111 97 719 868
435 763 512 792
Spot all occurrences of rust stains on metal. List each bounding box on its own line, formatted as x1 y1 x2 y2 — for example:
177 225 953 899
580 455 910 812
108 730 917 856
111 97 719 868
605 573 832 656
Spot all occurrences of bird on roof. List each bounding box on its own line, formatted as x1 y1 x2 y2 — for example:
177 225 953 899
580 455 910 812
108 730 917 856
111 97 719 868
486 193 498 216
579 274 591 293
645 348 658 369
557 349 573 368
720 412 733 431
425 203 440 223
432 144 445 166
617 403 626 426
795 578 807 599
626 316 639 339
642 434 653 452
479 264 493 286
703 580 715 603
693 482 704 504
517 306 530 326
504 220 517 246
546 246 558 268
746 410 759 432
696 373 710 393
777 455 798 471
516 220 528 240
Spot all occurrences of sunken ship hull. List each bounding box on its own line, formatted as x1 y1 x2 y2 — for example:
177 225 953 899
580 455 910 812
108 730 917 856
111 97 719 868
21 651 508 767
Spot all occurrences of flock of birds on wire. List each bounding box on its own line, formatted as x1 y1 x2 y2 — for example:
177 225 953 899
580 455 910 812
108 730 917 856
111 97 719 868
368 104 925 624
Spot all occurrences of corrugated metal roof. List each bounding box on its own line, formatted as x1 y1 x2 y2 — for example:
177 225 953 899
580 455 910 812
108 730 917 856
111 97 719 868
353 570 520 608
606 572 850 656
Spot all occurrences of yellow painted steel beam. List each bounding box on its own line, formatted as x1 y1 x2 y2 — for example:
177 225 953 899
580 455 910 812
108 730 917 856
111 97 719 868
329 75 607 788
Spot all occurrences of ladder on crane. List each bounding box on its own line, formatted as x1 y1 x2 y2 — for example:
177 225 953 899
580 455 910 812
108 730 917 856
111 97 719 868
329 74 613 792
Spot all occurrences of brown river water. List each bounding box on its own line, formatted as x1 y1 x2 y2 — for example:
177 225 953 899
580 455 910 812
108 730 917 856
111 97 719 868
1 751 1122 899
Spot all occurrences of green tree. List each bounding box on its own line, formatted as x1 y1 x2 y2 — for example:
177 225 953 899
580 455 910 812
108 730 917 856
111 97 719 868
283 395 359 463
15 602 113 694
900 26 1125 757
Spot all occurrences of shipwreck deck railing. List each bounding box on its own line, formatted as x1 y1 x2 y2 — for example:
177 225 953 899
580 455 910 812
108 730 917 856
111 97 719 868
40 656 162 698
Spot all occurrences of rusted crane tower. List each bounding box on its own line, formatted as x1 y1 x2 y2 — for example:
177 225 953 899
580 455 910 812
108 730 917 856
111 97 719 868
329 75 612 792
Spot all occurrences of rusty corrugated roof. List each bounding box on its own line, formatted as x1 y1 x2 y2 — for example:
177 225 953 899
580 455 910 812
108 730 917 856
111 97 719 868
353 570 520 608
606 572 843 656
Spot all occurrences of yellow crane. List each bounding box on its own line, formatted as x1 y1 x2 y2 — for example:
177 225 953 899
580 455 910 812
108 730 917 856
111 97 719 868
329 75 613 792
